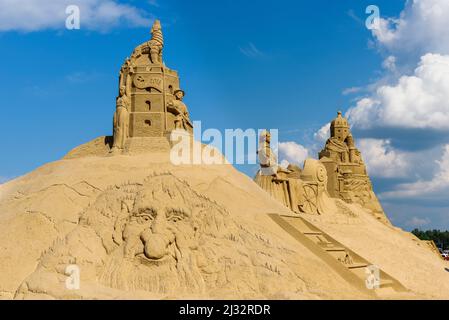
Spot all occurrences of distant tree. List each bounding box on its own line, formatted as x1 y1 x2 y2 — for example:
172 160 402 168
412 229 449 250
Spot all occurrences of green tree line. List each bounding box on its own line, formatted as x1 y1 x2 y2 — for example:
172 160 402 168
412 229 449 251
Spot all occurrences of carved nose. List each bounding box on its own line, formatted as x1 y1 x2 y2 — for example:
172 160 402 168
143 234 168 260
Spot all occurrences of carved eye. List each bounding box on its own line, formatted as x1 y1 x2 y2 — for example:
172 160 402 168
166 209 188 222
134 208 156 223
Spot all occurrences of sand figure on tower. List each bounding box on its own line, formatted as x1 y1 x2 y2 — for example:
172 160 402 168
112 87 130 151
131 20 164 65
112 59 134 151
167 89 193 131
257 131 291 179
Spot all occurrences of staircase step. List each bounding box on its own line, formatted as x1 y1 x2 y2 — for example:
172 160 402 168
303 231 323 235
325 247 346 252
268 213 409 294
348 263 369 269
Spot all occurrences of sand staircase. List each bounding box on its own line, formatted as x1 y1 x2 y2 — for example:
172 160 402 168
268 213 408 297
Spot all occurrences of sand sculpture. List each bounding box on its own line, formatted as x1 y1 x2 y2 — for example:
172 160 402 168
2 20 449 300
112 20 192 153
255 113 390 225
14 174 325 299
318 112 390 224
254 131 336 215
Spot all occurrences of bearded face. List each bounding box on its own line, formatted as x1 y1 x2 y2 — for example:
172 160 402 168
122 198 196 266
97 177 217 294
17 174 304 299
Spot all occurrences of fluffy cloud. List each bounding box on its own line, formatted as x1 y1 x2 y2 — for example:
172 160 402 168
372 0 449 57
347 53 449 130
313 122 330 144
357 138 409 178
278 141 309 167
0 0 151 32
380 144 449 200
406 216 431 228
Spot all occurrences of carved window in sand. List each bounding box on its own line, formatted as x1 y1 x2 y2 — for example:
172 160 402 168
145 100 152 111
145 119 152 127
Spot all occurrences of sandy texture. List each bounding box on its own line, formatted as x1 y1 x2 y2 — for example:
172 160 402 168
0 138 447 299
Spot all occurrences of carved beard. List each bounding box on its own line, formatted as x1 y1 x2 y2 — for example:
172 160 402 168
98 231 205 295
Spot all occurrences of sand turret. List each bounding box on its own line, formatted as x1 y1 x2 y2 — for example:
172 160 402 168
319 111 390 224
111 20 192 153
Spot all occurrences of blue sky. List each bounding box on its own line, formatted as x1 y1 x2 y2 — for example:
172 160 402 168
1 0 449 231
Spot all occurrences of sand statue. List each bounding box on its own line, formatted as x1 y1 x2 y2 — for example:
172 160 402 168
255 131 293 209
255 131 335 215
166 89 193 131
4 17 449 301
112 60 133 151
257 131 291 178
14 173 317 299
111 20 193 152
131 20 164 64
319 111 390 224
111 92 130 151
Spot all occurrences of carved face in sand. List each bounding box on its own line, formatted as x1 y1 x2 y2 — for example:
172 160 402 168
97 174 230 294
122 188 198 265
17 174 308 299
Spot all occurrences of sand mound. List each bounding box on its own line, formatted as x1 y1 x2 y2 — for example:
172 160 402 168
0 137 447 299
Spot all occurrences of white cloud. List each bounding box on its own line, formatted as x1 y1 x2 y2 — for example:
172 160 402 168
347 53 449 130
278 141 309 167
313 122 330 144
357 138 409 178
239 42 265 59
342 87 362 95
382 55 397 72
372 0 449 57
380 144 449 199
406 216 431 228
0 0 151 32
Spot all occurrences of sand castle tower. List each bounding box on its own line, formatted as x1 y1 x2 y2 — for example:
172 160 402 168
111 20 193 153
319 111 390 224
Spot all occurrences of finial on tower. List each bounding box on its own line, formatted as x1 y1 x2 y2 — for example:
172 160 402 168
149 19 164 65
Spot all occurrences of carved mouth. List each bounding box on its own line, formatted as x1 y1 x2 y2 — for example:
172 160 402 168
136 253 172 266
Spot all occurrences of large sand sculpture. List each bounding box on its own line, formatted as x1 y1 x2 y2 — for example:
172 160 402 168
1 20 448 300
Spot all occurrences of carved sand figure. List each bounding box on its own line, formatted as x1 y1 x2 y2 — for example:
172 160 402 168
14 173 316 299
255 131 293 208
131 20 164 64
167 89 192 130
111 87 130 151
110 19 193 142
254 131 336 215
319 111 390 224
257 130 291 178
2 19 449 301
